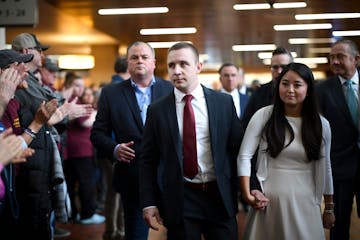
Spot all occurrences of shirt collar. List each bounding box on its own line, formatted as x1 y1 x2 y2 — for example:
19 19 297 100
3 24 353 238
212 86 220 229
130 76 156 89
174 83 204 103
339 70 359 85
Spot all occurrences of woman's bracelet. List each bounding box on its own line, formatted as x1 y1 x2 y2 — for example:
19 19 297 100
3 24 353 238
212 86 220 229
324 209 334 214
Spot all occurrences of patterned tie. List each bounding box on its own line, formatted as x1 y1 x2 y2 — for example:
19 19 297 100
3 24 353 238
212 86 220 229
345 80 358 125
182 94 198 179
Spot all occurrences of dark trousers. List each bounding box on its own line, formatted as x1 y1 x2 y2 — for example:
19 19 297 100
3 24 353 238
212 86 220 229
65 156 97 219
330 179 357 240
166 184 238 240
115 166 148 240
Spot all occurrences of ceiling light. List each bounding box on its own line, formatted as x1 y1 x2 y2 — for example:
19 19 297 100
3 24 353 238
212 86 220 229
294 57 328 64
272 2 307 9
258 51 297 59
308 48 331 54
288 38 336 44
148 41 192 48
140 27 196 35
58 55 95 69
233 2 306 10
233 3 270 10
274 23 332 31
295 13 360 20
232 44 276 52
333 30 360 36
98 7 169 15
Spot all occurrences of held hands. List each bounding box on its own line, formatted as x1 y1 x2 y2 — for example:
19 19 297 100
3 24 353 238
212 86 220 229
116 141 135 163
246 189 269 210
143 207 163 231
323 209 335 229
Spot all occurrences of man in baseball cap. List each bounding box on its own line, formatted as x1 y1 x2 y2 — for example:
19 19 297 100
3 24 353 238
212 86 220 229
0 49 33 69
12 33 50 52
40 57 59 90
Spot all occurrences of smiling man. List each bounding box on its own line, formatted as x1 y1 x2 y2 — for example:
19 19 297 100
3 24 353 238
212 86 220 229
316 39 360 240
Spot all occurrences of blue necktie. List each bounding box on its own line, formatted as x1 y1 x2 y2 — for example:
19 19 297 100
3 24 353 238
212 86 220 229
345 80 358 125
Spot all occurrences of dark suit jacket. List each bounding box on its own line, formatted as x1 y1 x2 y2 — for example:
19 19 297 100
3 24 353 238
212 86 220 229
241 81 273 128
90 77 173 192
239 91 249 119
139 86 242 224
316 71 360 181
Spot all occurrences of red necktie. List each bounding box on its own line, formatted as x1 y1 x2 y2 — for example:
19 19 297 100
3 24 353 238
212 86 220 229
183 94 198 179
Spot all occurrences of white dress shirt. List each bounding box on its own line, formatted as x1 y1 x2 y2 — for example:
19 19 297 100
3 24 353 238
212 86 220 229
221 88 241 118
174 84 215 183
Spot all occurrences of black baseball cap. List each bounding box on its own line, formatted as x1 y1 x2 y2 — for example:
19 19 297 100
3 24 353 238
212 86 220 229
0 49 34 69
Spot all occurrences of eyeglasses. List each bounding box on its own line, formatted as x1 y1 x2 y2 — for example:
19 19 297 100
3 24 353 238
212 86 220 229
271 64 287 70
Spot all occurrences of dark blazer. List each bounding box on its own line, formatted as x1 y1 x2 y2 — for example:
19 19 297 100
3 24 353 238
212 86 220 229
241 81 273 128
139 86 242 224
239 91 249 119
316 71 360 181
90 77 173 192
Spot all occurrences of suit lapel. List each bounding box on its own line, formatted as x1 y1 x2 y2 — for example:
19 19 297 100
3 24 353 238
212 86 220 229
203 86 217 163
164 93 183 165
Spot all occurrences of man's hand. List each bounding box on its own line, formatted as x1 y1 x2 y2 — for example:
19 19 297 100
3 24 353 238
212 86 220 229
250 189 269 210
143 207 163 231
66 97 93 120
0 67 21 104
0 128 23 166
12 147 35 164
33 99 58 126
116 141 135 163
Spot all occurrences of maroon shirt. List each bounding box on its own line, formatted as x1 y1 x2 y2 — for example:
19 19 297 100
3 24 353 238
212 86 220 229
65 115 94 159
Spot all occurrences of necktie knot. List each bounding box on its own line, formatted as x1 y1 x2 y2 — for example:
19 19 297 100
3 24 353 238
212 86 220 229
184 94 193 103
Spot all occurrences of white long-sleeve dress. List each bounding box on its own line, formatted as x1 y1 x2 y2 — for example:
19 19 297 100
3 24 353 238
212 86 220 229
237 105 333 240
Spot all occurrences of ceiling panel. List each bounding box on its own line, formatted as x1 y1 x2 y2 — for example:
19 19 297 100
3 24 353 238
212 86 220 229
4 0 360 72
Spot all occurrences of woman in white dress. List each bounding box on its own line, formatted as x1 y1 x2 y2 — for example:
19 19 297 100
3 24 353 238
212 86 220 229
237 62 335 239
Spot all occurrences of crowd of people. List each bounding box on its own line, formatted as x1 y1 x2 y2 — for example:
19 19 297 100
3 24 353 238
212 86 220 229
0 31 359 240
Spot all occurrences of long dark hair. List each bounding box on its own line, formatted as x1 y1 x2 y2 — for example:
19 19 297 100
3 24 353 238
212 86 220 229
264 62 322 161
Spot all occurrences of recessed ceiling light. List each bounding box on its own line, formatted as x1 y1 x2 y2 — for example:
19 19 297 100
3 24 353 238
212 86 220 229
232 44 276 52
333 30 360 36
294 57 328 64
288 38 336 44
233 3 270 10
258 51 297 59
148 41 192 48
274 23 332 31
272 2 307 9
98 7 169 15
295 13 360 20
140 27 197 35
233 2 306 10
58 55 95 69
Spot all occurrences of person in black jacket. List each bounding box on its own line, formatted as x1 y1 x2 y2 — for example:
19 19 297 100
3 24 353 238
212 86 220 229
240 47 293 208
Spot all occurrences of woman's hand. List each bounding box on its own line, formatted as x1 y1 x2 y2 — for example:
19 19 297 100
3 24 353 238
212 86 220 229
323 210 335 229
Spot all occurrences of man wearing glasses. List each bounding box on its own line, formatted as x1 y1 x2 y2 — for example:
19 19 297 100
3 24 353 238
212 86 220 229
239 47 293 208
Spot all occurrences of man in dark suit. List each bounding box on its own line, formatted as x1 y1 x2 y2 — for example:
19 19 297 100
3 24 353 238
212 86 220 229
90 41 173 240
240 47 293 207
218 63 249 120
316 39 360 240
139 42 242 240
